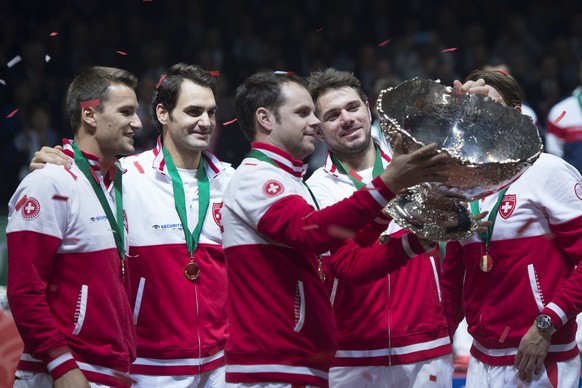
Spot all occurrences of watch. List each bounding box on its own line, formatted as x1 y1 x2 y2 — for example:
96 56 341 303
535 314 556 335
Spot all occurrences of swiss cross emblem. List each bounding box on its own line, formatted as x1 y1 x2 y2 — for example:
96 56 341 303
575 183 582 200
21 197 41 220
499 193 516 219
212 202 224 232
262 179 285 198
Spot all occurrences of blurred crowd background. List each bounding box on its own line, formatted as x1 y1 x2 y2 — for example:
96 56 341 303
2 0 582 214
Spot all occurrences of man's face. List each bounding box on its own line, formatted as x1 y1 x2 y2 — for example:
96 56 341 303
161 80 217 154
271 82 319 160
94 83 142 158
315 86 372 157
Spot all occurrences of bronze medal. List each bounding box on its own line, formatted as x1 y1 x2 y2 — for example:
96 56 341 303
480 253 493 272
184 261 201 280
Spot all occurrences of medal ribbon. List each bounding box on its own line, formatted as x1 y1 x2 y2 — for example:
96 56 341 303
329 145 384 188
469 187 509 251
162 147 210 261
72 142 125 279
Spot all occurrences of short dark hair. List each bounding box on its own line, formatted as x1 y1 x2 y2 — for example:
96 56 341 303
465 69 522 108
66 66 138 133
151 63 218 134
308 68 368 116
234 71 308 141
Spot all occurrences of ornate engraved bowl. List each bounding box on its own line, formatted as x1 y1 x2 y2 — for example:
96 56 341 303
377 78 543 240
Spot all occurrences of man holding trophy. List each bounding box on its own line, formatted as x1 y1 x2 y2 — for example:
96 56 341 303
441 70 582 387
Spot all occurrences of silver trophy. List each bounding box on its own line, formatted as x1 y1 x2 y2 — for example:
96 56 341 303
377 78 543 240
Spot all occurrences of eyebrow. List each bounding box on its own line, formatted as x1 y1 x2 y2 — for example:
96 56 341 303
321 99 360 120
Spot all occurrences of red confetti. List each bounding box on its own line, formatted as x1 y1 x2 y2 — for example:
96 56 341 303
52 195 69 201
222 118 238 126
209 70 220 76
499 325 510 343
155 73 167 89
49 32 58 37
429 375 437 382
315 27 325 32
493 70 508 76
80 99 100 108
7 108 19 118
327 224 355 240
441 47 457 53
553 110 566 125
115 50 128 56
516 218 535 236
377 39 391 47
274 70 295 75
301 224 319 231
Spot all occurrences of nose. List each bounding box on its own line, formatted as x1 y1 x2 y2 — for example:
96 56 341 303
199 111 212 128
131 113 143 131
308 112 321 128
340 109 353 125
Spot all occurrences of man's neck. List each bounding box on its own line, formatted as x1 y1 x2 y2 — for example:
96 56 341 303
334 142 376 172
164 141 202 170
74 135 115 171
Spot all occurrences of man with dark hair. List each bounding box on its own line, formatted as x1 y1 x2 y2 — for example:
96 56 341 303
306 68 454 387
442 69 582 387
221 71 451 387
7 66 141 387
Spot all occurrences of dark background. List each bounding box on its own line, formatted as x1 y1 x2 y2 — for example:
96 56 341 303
2 0 582 214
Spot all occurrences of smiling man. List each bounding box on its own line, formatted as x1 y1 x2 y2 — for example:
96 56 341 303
7 66 141 387
221 71 451 387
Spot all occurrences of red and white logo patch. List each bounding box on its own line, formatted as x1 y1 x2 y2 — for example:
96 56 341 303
262 179 285 198
575 183 582 200
499 193 516 219
21 197 41 220
212 202 224 232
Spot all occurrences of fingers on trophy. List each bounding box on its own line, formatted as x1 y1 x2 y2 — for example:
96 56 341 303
377 78 542 241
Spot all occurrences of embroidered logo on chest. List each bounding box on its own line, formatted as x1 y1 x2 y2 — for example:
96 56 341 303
212 202 224 232
575 183 582 200
499 193 516 219
21 197 41 220
262 179 285 198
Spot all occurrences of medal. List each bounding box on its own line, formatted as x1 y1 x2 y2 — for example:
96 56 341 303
480 253 493 272
184 260 201 281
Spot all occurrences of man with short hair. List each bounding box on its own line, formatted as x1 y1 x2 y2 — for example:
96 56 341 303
7 66 141 387
306 68 454 387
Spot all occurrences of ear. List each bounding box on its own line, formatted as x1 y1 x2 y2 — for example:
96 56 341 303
256 107 273 133
365 100 373 121
156 103 170 125
514 105 522 113
81 107 97 128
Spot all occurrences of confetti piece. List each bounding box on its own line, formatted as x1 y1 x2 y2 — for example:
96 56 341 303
493 70 508 76
7 55 22 68
80 99 100 108
45 54 51 62
429 375 437 382
115 50 128 56
209 70 220 76
441 47 457 53
52 195 69 201
49 32 58 37
327 224 355 240
7 108 19 118
302 224 319 231
516 218 535 235
0 79 5 86
361 186 381 192
155 73 167 89
316 26 325 32
222 118 238 126
377 39 391 47
553 110 566 125
274 70 295 75
499 326 510 343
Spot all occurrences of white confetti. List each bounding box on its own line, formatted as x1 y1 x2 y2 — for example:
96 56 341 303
7 55 22 68
45 54 51 62
0 79 5 86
